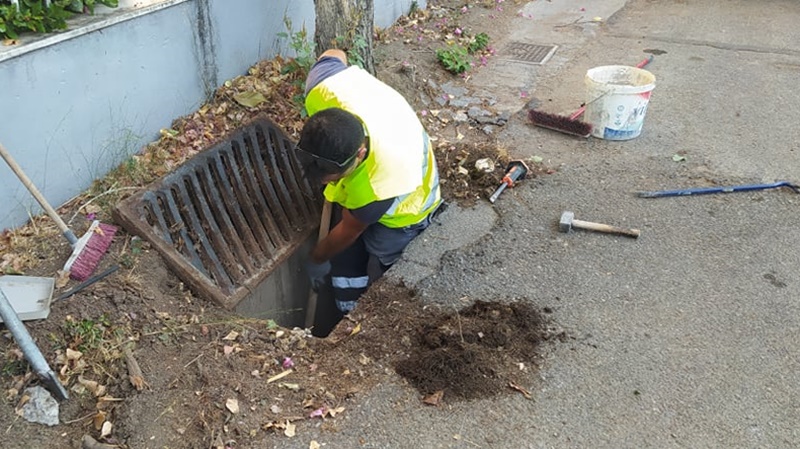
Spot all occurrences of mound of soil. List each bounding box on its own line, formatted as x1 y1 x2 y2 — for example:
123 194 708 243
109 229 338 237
395 300 550 400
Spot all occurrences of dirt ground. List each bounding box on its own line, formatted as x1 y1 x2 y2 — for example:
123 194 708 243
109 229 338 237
0 1 559 448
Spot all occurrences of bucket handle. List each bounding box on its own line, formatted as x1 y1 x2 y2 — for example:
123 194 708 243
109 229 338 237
584 88 613 109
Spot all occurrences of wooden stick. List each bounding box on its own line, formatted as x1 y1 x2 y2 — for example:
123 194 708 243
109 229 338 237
304 200 333 328
123 346 148 391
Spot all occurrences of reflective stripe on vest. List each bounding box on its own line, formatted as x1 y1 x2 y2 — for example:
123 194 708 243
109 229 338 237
305 67 441 228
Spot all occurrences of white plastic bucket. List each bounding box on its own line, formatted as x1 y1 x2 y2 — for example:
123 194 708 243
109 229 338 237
584 65 656 140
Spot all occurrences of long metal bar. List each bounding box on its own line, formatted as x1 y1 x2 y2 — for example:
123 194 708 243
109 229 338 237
0 287 68 401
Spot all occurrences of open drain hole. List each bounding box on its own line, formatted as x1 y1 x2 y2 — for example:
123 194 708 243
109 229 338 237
114 117 325 320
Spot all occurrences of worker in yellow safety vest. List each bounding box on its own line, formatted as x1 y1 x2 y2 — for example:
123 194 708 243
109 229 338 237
296 49 442 324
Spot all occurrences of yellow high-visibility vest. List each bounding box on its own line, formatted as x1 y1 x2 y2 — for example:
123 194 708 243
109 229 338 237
305 66 440 228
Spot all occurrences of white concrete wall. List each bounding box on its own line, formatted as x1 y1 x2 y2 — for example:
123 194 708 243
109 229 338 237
0 0 422 230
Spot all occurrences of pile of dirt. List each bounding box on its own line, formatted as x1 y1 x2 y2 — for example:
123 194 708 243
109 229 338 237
395 300 554 401
435 141 552 206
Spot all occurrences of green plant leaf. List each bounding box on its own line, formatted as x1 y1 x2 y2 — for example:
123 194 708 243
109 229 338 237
233 91 267 108
672 154 686 162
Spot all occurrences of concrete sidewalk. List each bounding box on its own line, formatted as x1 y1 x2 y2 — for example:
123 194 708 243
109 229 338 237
285 1 800 447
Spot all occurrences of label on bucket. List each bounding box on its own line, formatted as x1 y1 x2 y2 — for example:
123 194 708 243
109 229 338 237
602 92 651 139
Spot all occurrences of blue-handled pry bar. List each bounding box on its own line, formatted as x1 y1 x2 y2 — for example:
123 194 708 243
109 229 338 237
636 181 799 198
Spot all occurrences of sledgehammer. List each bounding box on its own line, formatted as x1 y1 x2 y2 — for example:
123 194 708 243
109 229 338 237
559 211 640 239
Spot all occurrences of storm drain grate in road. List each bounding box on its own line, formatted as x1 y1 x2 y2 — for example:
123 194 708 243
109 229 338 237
502 42 558 65
114 116 322 309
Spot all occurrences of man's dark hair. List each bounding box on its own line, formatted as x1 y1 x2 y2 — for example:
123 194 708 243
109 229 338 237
296 108 364 178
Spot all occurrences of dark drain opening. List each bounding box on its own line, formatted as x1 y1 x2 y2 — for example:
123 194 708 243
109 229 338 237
115 116 324 329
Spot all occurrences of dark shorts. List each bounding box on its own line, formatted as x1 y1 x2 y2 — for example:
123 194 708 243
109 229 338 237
362 214 434 267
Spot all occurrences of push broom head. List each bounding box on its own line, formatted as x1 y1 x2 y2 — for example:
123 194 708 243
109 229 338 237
63 220 118 281
528 109 592 138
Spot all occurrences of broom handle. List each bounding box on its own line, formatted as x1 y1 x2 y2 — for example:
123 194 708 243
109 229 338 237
0 142 78 245
569 55 655 121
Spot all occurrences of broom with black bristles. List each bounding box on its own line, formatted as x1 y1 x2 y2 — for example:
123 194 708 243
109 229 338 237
0 142 116 281
528 55 654 138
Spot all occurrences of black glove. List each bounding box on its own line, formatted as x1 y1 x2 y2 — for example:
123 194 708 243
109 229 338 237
306 260 331 291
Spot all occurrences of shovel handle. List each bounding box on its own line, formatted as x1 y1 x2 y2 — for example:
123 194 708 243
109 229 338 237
305 200 333 329
0 142 77 245
572 219 641 238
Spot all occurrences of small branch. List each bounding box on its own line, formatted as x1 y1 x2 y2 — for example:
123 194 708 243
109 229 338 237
124 345 148 391
183 353 204 369
455 309 465 343
67 186 141 225
63 412 96 425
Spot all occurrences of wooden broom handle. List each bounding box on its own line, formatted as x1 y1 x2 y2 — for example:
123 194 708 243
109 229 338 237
0 141 77 244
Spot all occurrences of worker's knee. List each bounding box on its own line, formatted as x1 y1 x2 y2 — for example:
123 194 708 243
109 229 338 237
363 219 431 266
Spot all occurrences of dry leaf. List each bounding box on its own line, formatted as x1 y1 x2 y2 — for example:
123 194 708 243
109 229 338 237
349 322 362 336
328 406 345 417
284 421 296 437
422 390 444 406
2 39 19 46
66 348 83 361
101 421 113 438
279 383 300 391
78 376 106 397
310 441 321 449
233 91 267 108
358 353 371 365
55 270 70 289
225 398 239 414
93 411 107 430
223 345 235 355
222 330 239 341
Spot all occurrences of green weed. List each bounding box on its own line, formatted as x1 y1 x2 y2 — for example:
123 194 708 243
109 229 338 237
65 315 111 352
335 34 369 69
468 32 490 53
277 17 316 78
436 45 471 74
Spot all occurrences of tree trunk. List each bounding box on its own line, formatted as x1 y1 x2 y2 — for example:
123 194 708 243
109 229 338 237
314 0 375 75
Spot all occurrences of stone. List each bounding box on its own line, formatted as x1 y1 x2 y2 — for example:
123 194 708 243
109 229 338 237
20 386 59 426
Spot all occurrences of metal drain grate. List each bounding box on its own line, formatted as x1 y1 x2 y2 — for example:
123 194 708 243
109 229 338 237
502 42 558 65
114 116 322 309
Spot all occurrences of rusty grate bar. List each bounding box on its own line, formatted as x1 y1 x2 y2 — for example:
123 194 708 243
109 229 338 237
114 116 321 309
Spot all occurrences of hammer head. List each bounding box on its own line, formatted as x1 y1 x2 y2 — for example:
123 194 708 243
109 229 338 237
559 211 574 233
